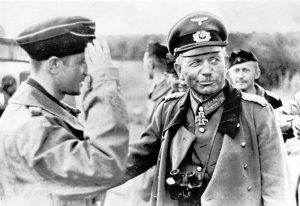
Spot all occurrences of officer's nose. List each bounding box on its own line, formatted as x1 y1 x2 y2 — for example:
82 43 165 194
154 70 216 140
81 63 88 76
236 70 244 79
201 60 212 76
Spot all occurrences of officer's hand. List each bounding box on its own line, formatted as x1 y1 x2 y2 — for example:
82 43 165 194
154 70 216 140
84 38 113 73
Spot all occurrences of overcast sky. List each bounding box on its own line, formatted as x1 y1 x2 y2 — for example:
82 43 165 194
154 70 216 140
0 0 299 38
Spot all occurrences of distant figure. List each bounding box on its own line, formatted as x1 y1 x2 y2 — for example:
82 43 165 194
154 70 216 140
164 53 188 93
144 42 172 125
0 75 17 116
228 49 293 141
275 90 300 206
2 74 17 96
228 49 283 109
276 91 300 138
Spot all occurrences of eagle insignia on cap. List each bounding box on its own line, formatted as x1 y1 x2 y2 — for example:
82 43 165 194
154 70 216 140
193 31 211 43
190 17 208 26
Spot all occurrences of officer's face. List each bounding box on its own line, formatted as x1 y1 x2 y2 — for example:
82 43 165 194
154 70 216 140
175 51 227 97
143 53 154 79
228 61 260 92
57 53 87 96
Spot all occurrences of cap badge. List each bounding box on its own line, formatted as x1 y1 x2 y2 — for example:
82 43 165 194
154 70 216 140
190 17 208 26
193 31 211 43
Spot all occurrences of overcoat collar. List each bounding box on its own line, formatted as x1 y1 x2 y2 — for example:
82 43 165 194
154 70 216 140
163 81 241 138
9 80 84 131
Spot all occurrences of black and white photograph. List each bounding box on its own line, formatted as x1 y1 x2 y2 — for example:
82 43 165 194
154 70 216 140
0 0 300 205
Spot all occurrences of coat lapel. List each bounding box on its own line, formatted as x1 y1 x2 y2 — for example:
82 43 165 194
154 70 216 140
170 126 196 170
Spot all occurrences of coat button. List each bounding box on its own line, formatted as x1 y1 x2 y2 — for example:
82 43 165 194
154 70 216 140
244 164 248 169
197 166 202 172
199 127 205 133
241 141 246 148
247 186 252 191
237 123 240 128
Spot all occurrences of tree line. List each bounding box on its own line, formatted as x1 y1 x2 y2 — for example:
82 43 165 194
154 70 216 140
105 32 300 89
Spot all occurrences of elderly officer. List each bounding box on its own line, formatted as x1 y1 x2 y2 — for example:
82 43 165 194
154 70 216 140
0 16 129 206
123 11 294 206
228 49 283 109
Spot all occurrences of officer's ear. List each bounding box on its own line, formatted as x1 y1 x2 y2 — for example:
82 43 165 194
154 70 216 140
254 64 261 80
48 56 62 75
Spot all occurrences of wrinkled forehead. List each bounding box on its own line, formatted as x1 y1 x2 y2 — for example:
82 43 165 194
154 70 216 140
181 50 226 62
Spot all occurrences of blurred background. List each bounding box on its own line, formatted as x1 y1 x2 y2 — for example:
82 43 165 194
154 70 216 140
1 0 300 204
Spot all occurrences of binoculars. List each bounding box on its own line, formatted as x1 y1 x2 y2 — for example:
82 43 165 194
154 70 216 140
166 169 204 201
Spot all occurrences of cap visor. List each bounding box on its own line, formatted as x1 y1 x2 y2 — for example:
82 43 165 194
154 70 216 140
180 46 224 57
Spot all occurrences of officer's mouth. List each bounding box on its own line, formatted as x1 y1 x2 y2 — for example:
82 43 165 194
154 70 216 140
199 81 214 86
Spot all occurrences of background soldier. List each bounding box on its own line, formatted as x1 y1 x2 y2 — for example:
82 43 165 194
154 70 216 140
228 49 294 141
228 49 282 109
130 42 181 206
0 16 129 206
143 42 173 125
0 75 17 117
123 11 294 206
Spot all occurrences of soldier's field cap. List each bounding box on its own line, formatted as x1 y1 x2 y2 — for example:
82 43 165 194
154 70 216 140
167 11 228 57
145 42 169 59
229 49 258 67
16 16 96 61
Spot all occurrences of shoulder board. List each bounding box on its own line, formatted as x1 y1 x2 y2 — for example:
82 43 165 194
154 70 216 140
242 92 268 107
265 90 281 101
164 92 185 102
28 106 43 117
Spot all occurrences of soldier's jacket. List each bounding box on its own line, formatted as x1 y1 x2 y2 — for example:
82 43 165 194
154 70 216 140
255 83 293 141
0 67 129 206
255 83 282 109
126 83 294 206
146 79 172 125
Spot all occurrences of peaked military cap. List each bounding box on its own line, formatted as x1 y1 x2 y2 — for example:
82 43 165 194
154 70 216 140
229 49 258 67
16 16 96 60
145 42 169 59
167 11 228 57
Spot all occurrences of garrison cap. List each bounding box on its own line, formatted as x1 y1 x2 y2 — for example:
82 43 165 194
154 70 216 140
16 16 96 61
166 53 177 74
167 11 228 57
145 42 169 59
229 49 258 67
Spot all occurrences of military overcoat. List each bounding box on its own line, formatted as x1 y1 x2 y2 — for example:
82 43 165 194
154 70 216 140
126 84 294 206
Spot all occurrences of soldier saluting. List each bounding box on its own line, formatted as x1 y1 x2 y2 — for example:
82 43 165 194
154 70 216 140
123 11 294 206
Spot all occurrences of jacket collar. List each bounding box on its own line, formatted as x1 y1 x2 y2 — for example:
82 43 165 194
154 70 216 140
164 81 241 138
9 81 84 131
148 78 171 102
254 83 265 97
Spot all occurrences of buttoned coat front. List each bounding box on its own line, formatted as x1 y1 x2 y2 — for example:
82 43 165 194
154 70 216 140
126 85 294 206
